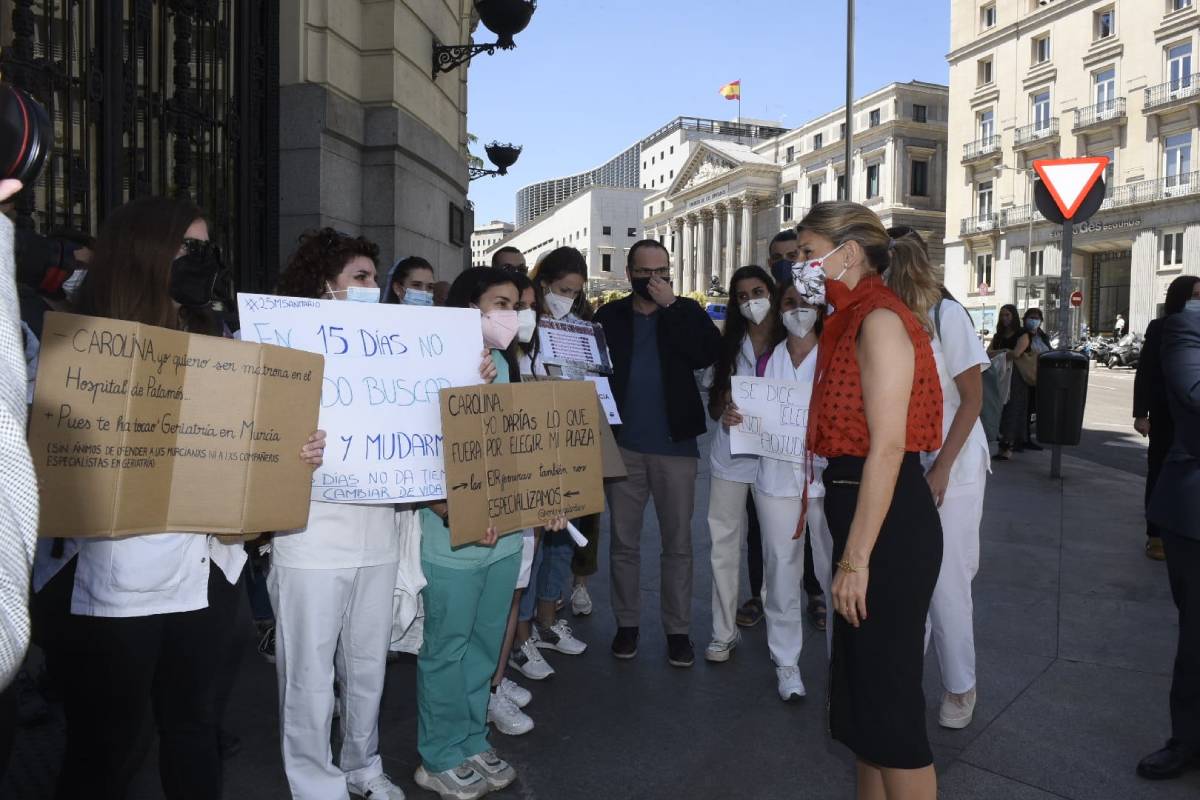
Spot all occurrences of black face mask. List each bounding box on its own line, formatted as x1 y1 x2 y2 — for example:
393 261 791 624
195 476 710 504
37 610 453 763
170 241 221 309
631 278 654 302
770 258 795 287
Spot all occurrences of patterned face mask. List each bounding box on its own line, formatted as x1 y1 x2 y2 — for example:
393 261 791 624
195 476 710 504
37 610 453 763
791 243 847 307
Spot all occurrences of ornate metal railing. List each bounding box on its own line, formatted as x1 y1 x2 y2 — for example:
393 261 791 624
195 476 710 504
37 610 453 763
1014 118 1059 146
962 135 1001 161
1073 98 1126 129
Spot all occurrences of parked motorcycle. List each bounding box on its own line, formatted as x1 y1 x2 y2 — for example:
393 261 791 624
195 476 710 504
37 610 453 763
1105 333 1142 369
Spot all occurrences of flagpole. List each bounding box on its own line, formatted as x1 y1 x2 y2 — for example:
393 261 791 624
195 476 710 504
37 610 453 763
844 0 855 198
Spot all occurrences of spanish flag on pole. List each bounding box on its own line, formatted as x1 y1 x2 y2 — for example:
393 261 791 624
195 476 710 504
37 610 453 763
719 80 741 100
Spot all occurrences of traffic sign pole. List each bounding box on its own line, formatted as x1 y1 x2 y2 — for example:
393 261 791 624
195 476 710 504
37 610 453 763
1051 221 1072 479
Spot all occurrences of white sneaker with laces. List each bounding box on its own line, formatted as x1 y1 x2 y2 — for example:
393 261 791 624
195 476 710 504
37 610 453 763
776 666 807 701
349 773 405 800
508 637 555 680
535 619 588 655
414 763 488 800
704 631 740 663
488 691 534 736
466 749 517 790
938 687 977 729
499 677 531 708
570 582 593 616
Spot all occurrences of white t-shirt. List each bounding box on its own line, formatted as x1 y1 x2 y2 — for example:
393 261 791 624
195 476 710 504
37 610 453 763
271 501 404 570
754 340 827 498
921 299 991 493
709 336 761 484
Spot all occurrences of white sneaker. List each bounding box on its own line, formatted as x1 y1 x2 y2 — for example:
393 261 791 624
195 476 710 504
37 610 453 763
776 666 807 701
704 632 740 663
508 637 555 680
535 619 588 655
466 749 517 791
349 773 405 799
570 582 593 616
939 687 977 729
414 763 488 800
498 677 531 708
488 690 534 736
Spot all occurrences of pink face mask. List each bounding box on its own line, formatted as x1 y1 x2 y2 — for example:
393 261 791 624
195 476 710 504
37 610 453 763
481 309 520 349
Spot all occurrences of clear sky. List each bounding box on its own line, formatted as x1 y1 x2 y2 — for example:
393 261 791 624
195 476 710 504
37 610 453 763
465 0 952 226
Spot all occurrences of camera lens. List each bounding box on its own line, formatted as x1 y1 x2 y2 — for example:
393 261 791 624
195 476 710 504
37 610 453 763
0 83 52 185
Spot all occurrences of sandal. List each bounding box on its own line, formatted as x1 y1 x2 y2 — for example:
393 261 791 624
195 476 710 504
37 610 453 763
807 594 827 631
736 598 764 628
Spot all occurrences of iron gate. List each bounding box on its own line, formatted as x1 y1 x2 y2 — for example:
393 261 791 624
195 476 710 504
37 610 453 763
0 0 279 293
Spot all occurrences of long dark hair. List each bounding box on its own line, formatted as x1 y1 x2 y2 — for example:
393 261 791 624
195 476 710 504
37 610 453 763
382 255 434 304
1022 306 1052 348
74 196 221 335
446 267 522 382
708 265 781 421
276 228 380 300
511 271 541 364
531 246 591 320
1164 275 1200 317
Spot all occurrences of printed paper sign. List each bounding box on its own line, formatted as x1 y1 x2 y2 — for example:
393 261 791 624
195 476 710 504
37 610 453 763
584 375 622 425
440 381 604 545
728 376 811 463
238 294 484 503
29 312 323 538
537 318 612 374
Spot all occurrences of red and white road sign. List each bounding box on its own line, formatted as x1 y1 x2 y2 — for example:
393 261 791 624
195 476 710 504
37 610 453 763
1033 157 1110 219
1070 290 1083 308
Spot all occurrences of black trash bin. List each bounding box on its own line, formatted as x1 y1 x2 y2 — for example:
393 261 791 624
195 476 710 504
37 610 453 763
1035 350 1090 445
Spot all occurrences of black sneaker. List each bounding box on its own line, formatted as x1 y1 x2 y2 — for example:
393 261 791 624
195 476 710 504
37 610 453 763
667 634 695 668
611 626 639 659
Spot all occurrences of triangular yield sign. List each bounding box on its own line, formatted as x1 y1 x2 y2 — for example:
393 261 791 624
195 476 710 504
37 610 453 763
1033 157 1109 220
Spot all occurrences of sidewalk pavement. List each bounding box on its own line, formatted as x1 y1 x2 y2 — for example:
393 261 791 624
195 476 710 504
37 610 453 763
3 435 1194 799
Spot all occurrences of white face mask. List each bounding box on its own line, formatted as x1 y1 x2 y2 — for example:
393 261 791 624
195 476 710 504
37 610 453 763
516 308 537 343
402 288 433 306
739 297 771 325
782 307 818 339
1185 298 1200 314
544 291 576 320
792 242 847 306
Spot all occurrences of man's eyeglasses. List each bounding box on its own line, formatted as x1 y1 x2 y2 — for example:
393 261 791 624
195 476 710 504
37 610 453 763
630 267 671 279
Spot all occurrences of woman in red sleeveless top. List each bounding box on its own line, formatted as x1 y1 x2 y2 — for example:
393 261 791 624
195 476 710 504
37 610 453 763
794 202 943 800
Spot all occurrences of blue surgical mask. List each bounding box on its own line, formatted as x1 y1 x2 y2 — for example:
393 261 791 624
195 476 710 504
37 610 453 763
1185 298 1200 314
1026 318 1041 330
403 288 434 306
345 286 379 303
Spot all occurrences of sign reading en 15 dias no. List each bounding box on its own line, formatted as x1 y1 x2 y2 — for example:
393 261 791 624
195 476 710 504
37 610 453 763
237 294 484 503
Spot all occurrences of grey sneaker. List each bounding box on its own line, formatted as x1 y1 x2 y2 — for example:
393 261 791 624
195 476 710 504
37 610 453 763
466 749 517 791
939 687 977 729
508 637 555 680
704 631 740 663
414 763 488 800
534 619 587 655
570 582 593 616
776 665 806 701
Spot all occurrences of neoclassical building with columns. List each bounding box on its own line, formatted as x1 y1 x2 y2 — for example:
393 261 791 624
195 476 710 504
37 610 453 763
643 81 950 296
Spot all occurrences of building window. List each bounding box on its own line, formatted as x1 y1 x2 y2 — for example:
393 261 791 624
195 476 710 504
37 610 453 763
839 122 847 139
670 145 675 154
783 192 794 221
866 164 880 198
603 225 612 235
979 109 995 140
1163 231 1184 266
786 145 795 163
1172 0 1192 11
974 254 994 291
836 174 846 201
1097 149 1115 193
910 160 929 196
977 180 994 217
670 170 674 178
1094 68 1116 108
448 203 465 246
602 253 613 272
1032 90 1051 130
978 57 994 86
627 227 636 237
869 109 881 127
1094 7 1115 40
913 104 928 123
813 132 824 150
660 201 665 212
1168 42 1193 92
981 3 996 29
811 183 821 206
643 161 647 169
1165 133 1193 186
651 156 655 164
1033 34 1051 65
1030 249 1045 276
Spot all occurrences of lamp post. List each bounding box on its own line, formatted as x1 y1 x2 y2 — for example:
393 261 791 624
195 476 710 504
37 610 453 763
469 141 522 181
433 0 537 78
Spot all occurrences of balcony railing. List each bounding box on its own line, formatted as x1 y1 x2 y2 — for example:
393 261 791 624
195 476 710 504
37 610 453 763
1002 205 1035 227
1144 74 1200 111
960 213 999 236
1102 171 1200 208
1014 118 1059 147
962 135 1001 162
1073 98 1126 129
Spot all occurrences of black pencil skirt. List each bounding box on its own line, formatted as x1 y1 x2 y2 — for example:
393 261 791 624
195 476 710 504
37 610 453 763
825 453 943 769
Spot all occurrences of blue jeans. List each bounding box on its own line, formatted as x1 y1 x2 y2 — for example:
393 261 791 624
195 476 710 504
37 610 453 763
517 531 574 622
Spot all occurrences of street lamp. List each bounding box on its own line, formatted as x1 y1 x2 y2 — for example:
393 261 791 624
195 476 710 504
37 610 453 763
433 0 537 78
470 141 522 181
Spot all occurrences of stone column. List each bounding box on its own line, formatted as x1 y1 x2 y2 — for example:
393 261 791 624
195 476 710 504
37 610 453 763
1129 229 1159 334
725 201 739 283
740 198 754 267
681 217 694 294
710 208 723 292
696 211 710 297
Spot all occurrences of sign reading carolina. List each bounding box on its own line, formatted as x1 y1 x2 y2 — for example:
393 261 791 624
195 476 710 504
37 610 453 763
439 381 603 546
29 312 323 538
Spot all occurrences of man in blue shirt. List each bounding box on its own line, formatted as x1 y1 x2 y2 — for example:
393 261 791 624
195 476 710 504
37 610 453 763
593 240 720 667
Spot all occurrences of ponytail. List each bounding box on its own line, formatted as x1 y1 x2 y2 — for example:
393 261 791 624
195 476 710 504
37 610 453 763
884 226 942 334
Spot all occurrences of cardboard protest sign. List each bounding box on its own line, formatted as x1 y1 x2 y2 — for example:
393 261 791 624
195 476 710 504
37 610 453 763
584 376 622 425
440 381 604 545
728 376 811 464
537 318 612 374
28 312 323 538
238 294 484 503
